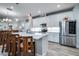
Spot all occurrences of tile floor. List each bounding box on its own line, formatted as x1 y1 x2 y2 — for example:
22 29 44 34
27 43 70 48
0 42 79 56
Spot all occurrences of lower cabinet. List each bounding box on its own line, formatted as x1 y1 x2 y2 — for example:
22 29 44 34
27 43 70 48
48 32 59 43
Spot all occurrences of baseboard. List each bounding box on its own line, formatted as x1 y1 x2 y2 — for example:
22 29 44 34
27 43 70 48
76 46 79 48
48 41 77 48
48 41 59 44
36 52 47 56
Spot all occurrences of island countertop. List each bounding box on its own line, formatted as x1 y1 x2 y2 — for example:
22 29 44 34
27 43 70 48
12 32 48 40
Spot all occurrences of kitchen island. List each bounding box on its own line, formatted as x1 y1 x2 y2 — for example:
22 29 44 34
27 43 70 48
33 33 48 56
12 32 48 56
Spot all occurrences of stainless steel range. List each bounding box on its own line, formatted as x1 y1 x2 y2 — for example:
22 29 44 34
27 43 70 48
59 20 76 47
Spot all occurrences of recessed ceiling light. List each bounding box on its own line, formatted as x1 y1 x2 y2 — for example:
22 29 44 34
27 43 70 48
22 24 25 27
16 3 19 5
28 14 30 16
15 18 19 22
6 19 8 21
10 6 14 9
28 13 31 16
37 11 41 13
57 5 61 8
9 19 12 22
3 19 6 21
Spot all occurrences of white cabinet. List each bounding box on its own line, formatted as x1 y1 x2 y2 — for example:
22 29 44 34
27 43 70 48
48 32 59 43
73 4 79 48
35 35 48 56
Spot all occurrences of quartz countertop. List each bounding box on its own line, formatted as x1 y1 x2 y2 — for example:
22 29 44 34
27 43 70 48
12 32 48 40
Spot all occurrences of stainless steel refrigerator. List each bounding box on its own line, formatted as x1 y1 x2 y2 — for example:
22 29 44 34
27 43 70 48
59 20 76 47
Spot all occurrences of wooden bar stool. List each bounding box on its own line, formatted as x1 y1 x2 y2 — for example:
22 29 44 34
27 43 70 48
8 34 17 56
21 36 35 56
5 31 12 52
16 36 35 56
0 31 2 45
0 31 3 45
1 31 8 53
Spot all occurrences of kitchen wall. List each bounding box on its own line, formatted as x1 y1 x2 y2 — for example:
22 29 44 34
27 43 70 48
47 11 74 27
73 4 79 48
32 10 74 43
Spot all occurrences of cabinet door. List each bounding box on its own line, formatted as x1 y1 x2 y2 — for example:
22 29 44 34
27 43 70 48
48 33 59 43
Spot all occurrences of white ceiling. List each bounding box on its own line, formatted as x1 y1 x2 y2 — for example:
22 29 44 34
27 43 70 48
0 3 78 19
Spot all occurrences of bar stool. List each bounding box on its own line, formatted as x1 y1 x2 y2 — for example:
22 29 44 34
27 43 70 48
1 31 8 53
8 34 17 56
26 36 35 56
0 31 3 45
20 36 35 56
6 34 35 56
5 31 11 52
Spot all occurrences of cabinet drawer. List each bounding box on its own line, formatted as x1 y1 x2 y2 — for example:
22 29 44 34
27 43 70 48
66 36 76 47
